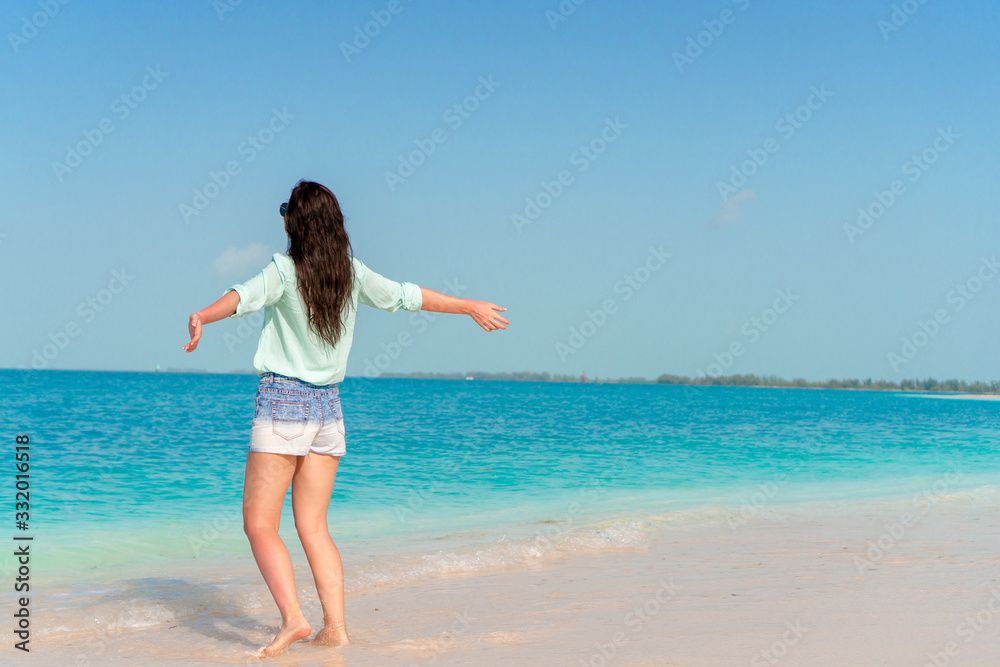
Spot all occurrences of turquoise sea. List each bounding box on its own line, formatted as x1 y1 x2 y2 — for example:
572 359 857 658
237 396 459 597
2 369 998 645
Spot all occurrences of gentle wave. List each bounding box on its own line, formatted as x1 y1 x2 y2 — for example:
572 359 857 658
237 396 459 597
348 518 650 593
31 518 648 640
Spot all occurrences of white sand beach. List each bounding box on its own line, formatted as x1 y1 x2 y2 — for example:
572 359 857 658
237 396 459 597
911 393 1000 401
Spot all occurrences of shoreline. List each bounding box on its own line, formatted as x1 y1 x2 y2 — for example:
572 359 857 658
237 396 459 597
18 468 998 586
26 493 1000 666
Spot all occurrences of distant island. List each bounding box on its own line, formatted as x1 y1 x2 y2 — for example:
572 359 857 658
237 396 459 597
376 371 1000 394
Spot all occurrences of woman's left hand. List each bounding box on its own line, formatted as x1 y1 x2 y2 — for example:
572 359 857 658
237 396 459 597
183 313 203 352
468 302 509 332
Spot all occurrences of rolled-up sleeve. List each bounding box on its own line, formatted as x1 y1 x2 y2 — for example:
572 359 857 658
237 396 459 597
223 259 285 318
355 259 422 313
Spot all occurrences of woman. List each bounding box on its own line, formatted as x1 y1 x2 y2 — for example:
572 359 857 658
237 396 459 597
181 180 508 657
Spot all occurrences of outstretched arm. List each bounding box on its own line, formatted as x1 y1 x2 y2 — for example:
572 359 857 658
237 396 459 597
420 287 509 332
183 290 240 352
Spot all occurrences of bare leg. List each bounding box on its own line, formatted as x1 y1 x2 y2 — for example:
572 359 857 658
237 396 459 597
292 452 350 646
243 451 312 657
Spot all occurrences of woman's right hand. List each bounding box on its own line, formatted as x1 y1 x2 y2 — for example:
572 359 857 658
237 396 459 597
183 313 203 352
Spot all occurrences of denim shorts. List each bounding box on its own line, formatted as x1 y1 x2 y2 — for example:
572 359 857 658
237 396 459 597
248 372 346 457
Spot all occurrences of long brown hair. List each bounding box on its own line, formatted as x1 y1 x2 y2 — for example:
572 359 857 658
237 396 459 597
283 180 355 348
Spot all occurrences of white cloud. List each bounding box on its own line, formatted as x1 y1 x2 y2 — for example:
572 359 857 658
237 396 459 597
706 189 757 228
215 243 274 277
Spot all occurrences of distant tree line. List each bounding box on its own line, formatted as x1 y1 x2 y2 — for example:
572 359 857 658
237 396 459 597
376 370 1000 393
654 374 1000 393
377 370 584 382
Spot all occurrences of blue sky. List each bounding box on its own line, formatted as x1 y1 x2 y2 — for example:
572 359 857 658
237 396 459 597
2 0 998 382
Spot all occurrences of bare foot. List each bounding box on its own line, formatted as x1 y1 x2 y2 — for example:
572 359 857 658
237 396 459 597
256 617 312 658
311 623 350 647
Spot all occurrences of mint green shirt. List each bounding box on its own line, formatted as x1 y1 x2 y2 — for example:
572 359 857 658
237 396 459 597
223 253 422 385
